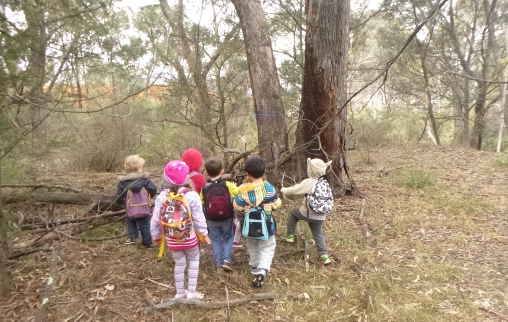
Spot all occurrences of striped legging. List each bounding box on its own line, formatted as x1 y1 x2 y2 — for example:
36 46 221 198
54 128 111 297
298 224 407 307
171 246 200 295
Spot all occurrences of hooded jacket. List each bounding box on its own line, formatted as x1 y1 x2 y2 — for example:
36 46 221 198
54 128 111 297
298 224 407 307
280 158 332 220
116 172 158 206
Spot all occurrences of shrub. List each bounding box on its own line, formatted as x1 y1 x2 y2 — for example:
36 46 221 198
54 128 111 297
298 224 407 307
398 169 434 189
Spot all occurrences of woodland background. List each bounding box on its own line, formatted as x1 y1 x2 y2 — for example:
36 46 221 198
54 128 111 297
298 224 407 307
0 0 507 321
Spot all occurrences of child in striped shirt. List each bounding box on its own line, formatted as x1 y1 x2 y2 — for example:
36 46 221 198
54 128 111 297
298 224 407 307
233 156 281 288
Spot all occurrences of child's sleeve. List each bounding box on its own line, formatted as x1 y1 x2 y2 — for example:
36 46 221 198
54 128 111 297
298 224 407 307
226 181 239 197
115 181 127 206
150 192 164 242
233 188 248 212
146 179 158 197
280 178 314 197
187 191 208 236
264 182 282 210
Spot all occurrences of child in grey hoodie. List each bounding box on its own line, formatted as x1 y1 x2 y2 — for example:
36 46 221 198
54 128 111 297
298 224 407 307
281 158 333 265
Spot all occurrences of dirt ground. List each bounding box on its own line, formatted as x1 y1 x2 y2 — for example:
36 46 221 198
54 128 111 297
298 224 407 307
1 145 507 321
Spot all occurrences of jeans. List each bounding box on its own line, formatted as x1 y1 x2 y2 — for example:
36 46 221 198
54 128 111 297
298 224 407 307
127 216 152 246
207 218 234 266
287 209 328 255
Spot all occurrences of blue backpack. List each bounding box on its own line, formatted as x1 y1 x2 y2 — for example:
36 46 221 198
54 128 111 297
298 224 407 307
242 205 276 240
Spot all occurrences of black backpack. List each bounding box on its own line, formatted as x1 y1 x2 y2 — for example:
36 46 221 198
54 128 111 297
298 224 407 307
202 180 234 220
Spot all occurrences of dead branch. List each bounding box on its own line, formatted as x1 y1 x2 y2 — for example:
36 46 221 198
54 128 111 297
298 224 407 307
0 184 82 193
149 292 276 310
21 209 125 230
2 191 110 205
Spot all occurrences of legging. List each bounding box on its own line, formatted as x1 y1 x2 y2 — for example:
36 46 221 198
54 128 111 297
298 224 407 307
171 246 200 295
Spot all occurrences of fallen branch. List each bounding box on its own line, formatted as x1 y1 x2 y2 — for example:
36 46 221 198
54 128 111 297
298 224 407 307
0 184 82 193
7 246 51 259
21 209 125 230
2 191 110 205
149 292 276 310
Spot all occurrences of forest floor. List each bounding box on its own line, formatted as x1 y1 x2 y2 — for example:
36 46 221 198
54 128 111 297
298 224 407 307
1 145 507 321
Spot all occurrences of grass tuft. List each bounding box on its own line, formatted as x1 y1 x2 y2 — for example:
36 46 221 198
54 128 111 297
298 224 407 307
397 169 435 189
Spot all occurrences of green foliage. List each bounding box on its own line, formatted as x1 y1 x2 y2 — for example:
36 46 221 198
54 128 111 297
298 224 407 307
397 168 435 189
494 153 508 167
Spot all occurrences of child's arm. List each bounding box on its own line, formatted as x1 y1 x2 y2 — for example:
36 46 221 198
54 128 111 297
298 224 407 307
115 181 127 206
263 182 282 211
280 178 314 197
226 181 239 197
187 191 208 237
233 193 248 212
146 179 158 197
150 192 165 243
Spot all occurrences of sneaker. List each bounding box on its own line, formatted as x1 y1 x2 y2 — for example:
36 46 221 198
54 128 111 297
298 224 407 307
284 235 296 243
320 254 332 265
222 261 233 272
233 242 243 249
173 291 187 300
252 274 265 288
123 240 136 245
186 291 204 300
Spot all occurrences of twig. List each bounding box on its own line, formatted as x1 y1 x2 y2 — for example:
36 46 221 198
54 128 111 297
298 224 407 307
149 292 276 310
145 278 172 289
479 307 508 321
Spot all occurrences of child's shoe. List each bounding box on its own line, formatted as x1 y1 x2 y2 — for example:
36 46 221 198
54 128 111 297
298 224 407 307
123 240 136 245
222 260 233 272
252 274 265 288
186 291 204 300
233 242 243 249
320 254 332 265
284 235 296 243
173 291 187 300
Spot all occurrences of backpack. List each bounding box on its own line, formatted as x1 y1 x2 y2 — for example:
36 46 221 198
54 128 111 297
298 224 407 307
125 187 152 218
306 176 334 216
160 189 194 242
202 180 234 221
242 205 276 240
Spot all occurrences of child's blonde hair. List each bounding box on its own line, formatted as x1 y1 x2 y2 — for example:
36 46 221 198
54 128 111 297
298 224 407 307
124 154 145 172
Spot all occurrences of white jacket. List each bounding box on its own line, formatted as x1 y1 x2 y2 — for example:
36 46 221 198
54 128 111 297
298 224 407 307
281 158 332 220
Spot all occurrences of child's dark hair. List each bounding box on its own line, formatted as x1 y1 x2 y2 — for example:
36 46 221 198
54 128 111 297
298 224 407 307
244 155 265 179
205 158 223 177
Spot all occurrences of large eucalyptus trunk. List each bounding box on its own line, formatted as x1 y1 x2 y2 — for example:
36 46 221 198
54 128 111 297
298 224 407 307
299 0 350 187
231 0 289 181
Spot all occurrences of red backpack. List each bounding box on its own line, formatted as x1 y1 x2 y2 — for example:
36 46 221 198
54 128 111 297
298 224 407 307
202 180 234 221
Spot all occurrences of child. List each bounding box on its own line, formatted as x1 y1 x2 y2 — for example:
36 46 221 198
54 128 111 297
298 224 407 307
181 148 206 194
233 156 281 288
150 160 210 299
116 155 157 247
281 158 334 265
202 157 239 272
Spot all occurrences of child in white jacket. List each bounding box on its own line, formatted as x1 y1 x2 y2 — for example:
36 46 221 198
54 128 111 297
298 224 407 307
281 158 333 265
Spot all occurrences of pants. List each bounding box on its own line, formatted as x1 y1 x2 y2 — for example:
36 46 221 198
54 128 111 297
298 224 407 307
246 235 276 272
207 218 234 266
126 216 152 246
171 246 200 295
286 209 328 256
233 217 242 244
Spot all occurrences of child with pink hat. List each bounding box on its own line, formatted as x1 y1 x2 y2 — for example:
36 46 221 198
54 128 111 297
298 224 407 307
150 160 210 300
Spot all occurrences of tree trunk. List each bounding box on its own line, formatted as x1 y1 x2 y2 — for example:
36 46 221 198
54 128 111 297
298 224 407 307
231 0 289 181
23 1 48 145
0 160 12 296
470 0 497 150
299 0 350 187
